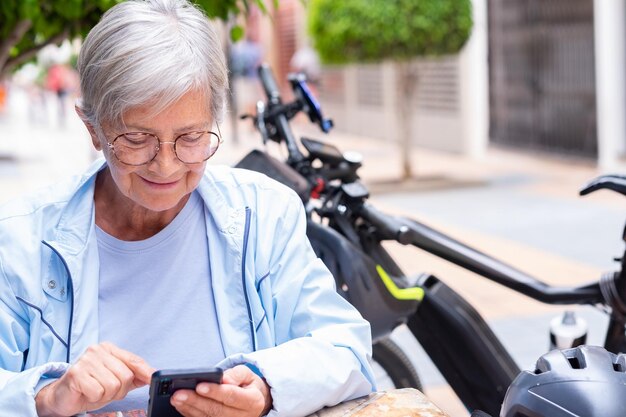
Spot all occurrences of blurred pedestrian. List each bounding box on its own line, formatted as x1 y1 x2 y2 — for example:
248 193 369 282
0 80 7 118
229 36 264 116
45 63 75 127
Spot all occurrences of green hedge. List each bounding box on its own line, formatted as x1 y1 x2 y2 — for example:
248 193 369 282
308 0 473 64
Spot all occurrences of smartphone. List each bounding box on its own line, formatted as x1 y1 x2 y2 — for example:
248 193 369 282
147 367 223 417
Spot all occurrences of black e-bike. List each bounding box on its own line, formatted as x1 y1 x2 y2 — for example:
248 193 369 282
236 64 626 416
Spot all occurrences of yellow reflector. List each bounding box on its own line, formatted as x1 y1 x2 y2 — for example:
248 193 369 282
376 265 424 301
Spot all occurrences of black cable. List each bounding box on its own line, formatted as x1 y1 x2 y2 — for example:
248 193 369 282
600 272 626 319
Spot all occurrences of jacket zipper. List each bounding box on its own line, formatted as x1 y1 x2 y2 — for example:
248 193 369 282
42 241 75 363
241 207 255 350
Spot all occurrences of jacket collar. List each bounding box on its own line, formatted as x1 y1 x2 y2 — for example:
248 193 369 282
195 168 255 355
48 159 104 256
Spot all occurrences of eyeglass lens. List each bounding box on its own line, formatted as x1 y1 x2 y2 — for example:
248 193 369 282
112 131 221 165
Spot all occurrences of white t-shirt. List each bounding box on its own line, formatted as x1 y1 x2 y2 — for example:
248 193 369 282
94 191 225 412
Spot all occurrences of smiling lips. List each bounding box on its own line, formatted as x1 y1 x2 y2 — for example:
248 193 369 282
141 177 180 188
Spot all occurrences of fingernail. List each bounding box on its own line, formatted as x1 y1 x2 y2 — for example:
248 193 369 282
197 383 209 394
174 392 188 402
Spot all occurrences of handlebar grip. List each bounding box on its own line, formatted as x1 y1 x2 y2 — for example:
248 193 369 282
359 203 411 244
258 64 281 104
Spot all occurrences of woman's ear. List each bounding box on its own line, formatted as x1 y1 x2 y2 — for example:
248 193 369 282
75 105 102 151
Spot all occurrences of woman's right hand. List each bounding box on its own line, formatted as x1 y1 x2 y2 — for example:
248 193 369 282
35 342 155 417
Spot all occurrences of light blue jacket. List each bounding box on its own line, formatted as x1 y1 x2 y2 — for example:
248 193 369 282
0 159 374 416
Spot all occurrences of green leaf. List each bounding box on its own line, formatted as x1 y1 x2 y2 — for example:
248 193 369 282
253 0 268 15
52 0 84 20
18 0 40 20
230 25 245 42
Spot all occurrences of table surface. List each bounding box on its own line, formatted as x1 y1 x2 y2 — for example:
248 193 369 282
85 388 449 417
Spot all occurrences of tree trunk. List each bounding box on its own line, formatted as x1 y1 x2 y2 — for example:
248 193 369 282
2 29 68 79
0 19 32 77
395 61 418 180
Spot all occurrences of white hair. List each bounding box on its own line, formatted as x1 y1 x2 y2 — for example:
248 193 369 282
77 0 228 129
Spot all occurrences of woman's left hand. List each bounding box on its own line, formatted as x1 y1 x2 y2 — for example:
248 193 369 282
171 365 273 417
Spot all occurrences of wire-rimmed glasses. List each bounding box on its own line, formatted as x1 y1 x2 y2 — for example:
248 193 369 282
105 124 223 166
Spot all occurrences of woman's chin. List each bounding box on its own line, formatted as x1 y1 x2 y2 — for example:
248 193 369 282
132 193 189 213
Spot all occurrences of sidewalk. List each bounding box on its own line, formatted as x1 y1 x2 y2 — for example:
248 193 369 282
0 85 94 203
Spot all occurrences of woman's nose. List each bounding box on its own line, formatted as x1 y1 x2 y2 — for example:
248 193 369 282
149 141 180 171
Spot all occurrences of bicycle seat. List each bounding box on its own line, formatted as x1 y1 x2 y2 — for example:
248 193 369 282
579 174 626 197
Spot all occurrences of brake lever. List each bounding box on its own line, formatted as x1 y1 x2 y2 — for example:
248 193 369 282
254 100 270 145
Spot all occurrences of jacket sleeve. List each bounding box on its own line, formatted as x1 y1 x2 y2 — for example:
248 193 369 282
0 259 69 415
0 362 68 415
217 192 375 417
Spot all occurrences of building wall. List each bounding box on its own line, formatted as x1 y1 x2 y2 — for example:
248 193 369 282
316 48 480 155
594 0 626 170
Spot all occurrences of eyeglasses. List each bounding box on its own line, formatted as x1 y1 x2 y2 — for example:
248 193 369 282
105 124 223 166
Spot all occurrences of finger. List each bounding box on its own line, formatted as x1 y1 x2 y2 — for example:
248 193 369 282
99 353 138 400
197 381 259 412
219 367 272 414
101 342 155 386
74 372 107 404
222 365 256 387
63 359 113 404
171 390 223 417
80 344 137 401
91 362 138 404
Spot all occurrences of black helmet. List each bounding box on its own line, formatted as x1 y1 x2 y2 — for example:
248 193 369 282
500 345 626 417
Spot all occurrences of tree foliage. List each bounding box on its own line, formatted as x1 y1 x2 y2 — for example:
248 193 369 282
308 0 473 64
308 0 473 180
0 0 275 77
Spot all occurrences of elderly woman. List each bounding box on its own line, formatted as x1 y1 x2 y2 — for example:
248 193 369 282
0 1 374 416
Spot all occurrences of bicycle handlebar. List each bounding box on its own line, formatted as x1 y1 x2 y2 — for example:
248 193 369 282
359 203 412 244
256 64 306 164
258 64 282 105
579 174 626 197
